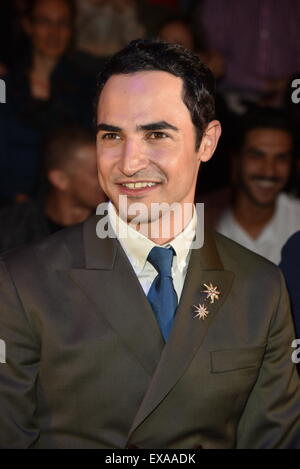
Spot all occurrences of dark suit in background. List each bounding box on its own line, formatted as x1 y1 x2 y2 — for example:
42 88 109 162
280 231 300 373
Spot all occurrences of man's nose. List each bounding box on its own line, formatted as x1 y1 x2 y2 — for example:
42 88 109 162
119 139 148 176
262 158 277 178
46 19 68 34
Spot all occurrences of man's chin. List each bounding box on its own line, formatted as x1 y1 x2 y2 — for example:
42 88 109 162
119 209 160 225
251 195 278 207
244 186 279 208
115 202 172 226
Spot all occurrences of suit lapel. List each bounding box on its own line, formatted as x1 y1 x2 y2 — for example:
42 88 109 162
128 227 234 438
69 216 164 377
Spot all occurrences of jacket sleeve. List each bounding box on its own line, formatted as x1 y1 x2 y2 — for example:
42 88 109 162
236 270 300 448
0 259 40 448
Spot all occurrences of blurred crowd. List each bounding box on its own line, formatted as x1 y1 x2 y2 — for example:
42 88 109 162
0 0 299 268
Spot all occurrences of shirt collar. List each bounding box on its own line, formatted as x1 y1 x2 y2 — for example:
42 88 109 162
108 201 197 275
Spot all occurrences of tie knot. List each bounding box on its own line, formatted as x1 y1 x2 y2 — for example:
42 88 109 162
147 246 175 278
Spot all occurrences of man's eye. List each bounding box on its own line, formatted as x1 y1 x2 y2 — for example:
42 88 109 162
101 133 120 140
148 132 168 139
244 150 263 160
277 153 291 162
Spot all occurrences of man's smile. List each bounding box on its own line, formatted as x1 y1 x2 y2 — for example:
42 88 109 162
117 181 162 196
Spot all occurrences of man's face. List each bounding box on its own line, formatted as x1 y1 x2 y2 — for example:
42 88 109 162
96 71 217 222
237 128 293 207
26 0 72 60
68 144 107 209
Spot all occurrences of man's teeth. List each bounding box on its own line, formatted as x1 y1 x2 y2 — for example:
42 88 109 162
255 180 276 188
122 182 157 189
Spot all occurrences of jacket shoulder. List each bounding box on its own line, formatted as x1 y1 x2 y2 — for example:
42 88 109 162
1 222 84 274
214 231 282 280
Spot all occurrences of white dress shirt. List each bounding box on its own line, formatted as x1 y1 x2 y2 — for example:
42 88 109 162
217 193 300 265
108 202 197 300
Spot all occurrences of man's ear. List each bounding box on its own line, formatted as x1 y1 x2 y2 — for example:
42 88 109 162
47 169 70 191
197 120 222 163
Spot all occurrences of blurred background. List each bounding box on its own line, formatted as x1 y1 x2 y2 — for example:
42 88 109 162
0 0 299 264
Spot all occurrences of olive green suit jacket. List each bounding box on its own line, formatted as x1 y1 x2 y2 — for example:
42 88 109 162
0 215 300 448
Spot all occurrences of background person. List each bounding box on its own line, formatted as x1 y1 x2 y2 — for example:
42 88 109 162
200 0 300 111
0 0 94 201
203 108 300 264
0 125 106 254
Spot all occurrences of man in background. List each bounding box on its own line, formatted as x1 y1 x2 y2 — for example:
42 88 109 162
0 125 106 253
204 109 300 264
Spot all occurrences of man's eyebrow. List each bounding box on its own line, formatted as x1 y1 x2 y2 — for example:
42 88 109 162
96 121 179 134
137 121 179 132
96 123 122 133
244 147 265 156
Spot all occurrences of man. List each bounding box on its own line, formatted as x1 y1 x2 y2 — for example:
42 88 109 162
0 39 299 449
209 109 300 264
0 125 106 254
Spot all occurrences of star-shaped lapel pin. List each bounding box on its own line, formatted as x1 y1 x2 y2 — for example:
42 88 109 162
193 303 209 320
202 282 220 304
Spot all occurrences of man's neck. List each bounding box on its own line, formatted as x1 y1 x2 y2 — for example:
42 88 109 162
233 192 276 240
45 191 92 227
121 205 195 245
32 51 58 77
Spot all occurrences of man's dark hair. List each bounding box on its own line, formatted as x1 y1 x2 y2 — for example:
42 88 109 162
42 125 95 177
35 125 95 197
96 39 216 150
234 107 295 154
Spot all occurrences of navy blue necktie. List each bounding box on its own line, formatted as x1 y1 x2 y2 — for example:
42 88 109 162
147 246 178 341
